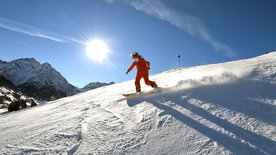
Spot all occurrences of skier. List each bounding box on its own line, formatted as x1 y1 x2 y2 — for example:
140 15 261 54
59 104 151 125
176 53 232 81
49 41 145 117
126 52 158 92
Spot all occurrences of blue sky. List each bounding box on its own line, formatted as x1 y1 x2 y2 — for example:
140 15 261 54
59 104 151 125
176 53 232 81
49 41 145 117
0 0 275 87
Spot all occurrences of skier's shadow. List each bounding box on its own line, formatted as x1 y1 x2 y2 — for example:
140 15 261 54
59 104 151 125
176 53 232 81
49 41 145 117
126 92 276 155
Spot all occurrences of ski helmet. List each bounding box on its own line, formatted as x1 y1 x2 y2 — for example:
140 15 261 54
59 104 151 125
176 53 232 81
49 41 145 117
131 52 138 57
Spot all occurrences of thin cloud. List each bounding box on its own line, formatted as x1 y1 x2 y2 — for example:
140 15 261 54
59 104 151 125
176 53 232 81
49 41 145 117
0 17 83 44
108 0 236 58
103 0 117 3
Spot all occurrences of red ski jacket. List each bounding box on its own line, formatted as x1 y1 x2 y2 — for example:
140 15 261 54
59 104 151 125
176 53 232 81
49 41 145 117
127 55 150 74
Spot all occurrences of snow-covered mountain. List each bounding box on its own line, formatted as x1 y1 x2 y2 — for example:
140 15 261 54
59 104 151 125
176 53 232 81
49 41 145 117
0 53 276 154
80 81 115 92
0 58 115 101
0 58 79 100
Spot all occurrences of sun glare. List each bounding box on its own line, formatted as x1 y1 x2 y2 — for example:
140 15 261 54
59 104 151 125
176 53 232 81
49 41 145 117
86 39 109 62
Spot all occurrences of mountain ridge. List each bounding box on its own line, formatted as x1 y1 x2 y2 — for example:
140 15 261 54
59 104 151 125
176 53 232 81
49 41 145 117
0 58 114 101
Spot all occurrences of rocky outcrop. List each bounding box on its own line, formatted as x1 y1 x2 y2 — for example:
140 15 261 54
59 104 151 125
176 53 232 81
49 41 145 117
0 86 38 112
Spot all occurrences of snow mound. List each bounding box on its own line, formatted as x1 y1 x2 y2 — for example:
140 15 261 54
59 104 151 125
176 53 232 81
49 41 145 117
0 53 276 154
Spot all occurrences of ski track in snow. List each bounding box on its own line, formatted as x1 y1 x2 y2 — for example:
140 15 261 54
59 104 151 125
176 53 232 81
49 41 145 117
1 53 276 154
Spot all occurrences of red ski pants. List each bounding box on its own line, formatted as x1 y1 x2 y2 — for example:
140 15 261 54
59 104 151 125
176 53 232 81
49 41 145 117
135 71 153 88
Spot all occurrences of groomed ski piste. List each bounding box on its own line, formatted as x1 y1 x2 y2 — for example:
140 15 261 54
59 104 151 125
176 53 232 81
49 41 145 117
0 52 276 154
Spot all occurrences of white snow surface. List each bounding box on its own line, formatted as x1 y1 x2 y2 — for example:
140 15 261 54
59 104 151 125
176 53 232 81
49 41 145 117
0 53 276 154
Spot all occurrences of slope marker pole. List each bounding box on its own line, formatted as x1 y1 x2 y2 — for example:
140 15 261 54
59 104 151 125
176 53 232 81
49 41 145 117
178 55 181 68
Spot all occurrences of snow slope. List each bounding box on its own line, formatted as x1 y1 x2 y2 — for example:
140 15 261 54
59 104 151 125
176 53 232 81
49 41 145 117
0 53 275 154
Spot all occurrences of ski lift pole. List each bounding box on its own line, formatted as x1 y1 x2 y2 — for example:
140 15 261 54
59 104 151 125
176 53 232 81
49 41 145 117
178 55 181 68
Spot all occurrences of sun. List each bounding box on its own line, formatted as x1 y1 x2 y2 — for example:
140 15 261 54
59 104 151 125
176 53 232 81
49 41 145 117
86 39 109 62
